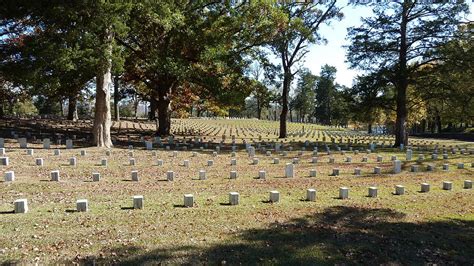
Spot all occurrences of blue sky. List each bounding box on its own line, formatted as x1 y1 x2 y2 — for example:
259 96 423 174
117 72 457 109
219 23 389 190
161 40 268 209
304 3 474 87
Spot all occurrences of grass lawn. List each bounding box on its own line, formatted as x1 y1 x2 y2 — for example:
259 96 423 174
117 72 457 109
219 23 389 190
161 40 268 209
0 119 473 264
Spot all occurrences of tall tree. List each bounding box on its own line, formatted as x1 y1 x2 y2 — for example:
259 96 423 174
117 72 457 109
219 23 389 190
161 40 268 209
346 0 469 146
268 1 342 138
314 65 337 125
120 1 281 136
293 68 317 122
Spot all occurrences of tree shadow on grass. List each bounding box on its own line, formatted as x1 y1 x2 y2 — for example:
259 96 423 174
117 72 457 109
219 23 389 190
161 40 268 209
68 206 473 265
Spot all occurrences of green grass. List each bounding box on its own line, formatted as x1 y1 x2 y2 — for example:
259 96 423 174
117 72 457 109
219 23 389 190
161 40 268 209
0 119 473 264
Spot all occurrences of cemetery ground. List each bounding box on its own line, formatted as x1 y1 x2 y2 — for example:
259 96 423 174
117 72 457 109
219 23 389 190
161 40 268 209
0 118 473 264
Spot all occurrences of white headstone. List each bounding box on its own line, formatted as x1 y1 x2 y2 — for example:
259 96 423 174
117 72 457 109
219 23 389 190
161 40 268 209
376 155 383 162
442 181 452 190
421 183 430 192
354 168 361 176
229 192 239 205
393 160 402 174
129 158 136 166
0 157 9 166
76 199 88 212
184 194 194 207
101 159 107 166
258 170 266 179
395 185 405 195
368 187 377 198
207 160 213 166
4 171 15 182
19 138 27 148
464 180 472 189
157 159 164 166
269 191 280 203
14 199 28 213
167 171 174 181
66 139 73 149
54 149 60 156
406 149 412 160
131 170 139 181
27 149 34 156
306 189 316 201
339 187 349 199
230 170 237 179
374 167 381 174
133 195 144 209
199 170 206 180
145 141 153 150
0 148 4 156
36 158 44 166
51 170 60 181
285 163 294 178
253 158 259 165
332 168 340 176
92 173 100 182
43 138 50 149
231 159 237 166
273 158 280 164
70 157 77 166
309 169 317 177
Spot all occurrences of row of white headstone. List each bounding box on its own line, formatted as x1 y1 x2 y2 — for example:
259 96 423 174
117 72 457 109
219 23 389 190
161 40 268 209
3 159 472 182
11 180 472 213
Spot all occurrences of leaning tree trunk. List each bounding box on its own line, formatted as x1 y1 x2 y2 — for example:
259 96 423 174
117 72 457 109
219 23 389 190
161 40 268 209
67 94 78 121
113 75 120 121
279 73 290 138
93 30 113 148
155 87 172 136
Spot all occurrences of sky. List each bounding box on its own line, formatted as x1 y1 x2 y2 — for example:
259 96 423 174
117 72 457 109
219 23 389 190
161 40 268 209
303 2 474 88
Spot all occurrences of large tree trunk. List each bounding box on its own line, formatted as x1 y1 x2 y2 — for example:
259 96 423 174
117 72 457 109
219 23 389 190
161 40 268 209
149 95 158 120
368 123 373 134
279 73 290 138
92 29 113 148
67 94 78 121
436 114 442 133
256 98 261 120
394 3 409 147
59 99 64 117
0 102 4 118
113 75 120 121
155 87 172 136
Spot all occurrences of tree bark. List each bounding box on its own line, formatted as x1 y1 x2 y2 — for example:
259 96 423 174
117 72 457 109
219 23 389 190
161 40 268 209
113 75 120 121
59 99 64 117
0 102 4 118
368 123 372 134
256 98 261 120
155 87 172 136
279 72 290 138
133 94 139 119
394 3 409 147
149 94 158 120
436 115 442 133
92 29 113 148
67 94 78 121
